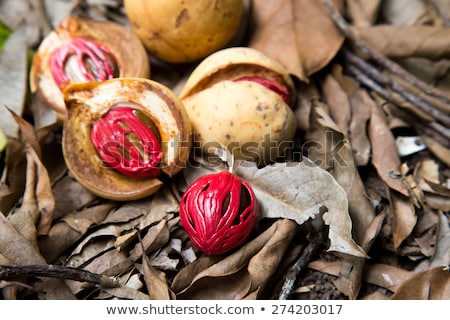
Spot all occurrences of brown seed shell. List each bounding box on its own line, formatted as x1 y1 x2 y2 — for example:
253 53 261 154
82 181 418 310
30 16 150 116
62 78 191 201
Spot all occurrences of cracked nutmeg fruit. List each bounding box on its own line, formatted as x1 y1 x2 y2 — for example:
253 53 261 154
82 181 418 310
124 0 244 63
30 16 150 116
179 47 297 165
179 170 258 255
62 78 191 201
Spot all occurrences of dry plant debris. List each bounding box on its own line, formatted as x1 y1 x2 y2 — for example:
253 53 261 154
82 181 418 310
0 0 449 300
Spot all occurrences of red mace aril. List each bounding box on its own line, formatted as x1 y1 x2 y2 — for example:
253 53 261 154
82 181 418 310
234 76 290 104
91 106 162 179
50 37 117 88
179 171 258 255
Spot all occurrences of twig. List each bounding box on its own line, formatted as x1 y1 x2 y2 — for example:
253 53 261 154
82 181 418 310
344 51 450 127
278 218 325 300
322 0 450 105
0 265 120 288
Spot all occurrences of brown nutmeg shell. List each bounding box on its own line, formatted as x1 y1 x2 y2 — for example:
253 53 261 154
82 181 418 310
30 16 150 117
62 78 191 201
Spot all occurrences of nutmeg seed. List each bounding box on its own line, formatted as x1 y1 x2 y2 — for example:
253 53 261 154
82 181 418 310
180 47 297 165
124 0 244 63
180 170 258 255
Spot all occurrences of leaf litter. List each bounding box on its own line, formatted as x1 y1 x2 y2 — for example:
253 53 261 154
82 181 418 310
0 0 449 300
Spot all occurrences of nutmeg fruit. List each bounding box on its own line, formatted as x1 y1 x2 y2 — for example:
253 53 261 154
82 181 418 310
62 78 191 201
179 47 297 164
179 170 258 255
30 16 150 116
124 0 244 63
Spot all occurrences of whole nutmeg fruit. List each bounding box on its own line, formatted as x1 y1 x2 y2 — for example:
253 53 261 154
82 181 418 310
30 16 150 116
124 0 244 63
62 78 191 201
179 170 258 255
179 47 297 165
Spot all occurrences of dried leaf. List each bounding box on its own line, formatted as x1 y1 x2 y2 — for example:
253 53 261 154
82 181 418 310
346 0 381 26
391 266 450 299
0 212 75 298
0 0 51 47
347 87 373 166
305 98 375 242
173 219 293 298
142 248 172 299
390 190 417 249
236 160 367 258
249 0 345 81
0 25 27 139
353 25 450 61
321 72 351 133
104 286 150 300
381 0 432 25
38 202 116 262
420 134 450 168
368 102 409 196
129 220 170 261
52 175 97 220
0 139 26 214
365 263 414 292
430 212 450 268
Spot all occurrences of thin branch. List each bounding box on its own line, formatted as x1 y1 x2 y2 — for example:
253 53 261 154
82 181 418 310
278 219 325 300
322 0 450 105
345 51 450 127
0 265 120 288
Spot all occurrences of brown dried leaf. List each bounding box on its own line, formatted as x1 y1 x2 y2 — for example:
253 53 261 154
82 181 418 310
381 0 432 25
142 249 172 299
0 25 27 139
249 0 344 81
173 219 295 299
390 190 417 249
346 0 381 26
306 98 375 243
38 202 116 262
347 87 373 166
129 219 170 261
365 263 414 292
0 213 75 298
0 139 26 215
52 175 97 220
104 286 150 300
236 160 367 258
420 134 450 168
321 72 351 133
368 102 409 196
353 25 450 61
391 266 450 299
430 212 450 268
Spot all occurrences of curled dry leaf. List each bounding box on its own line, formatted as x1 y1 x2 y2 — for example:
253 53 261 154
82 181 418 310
173 219 297 299
391 266 450 299
368 101 410 196
306 98 375 243
389 190 416 249
0 24 27 139
249 0 344 81
430 212 450 268
353 25 450 61
38 202 116 262
381 0 432 25
235 159 367 258
346 0 381 26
